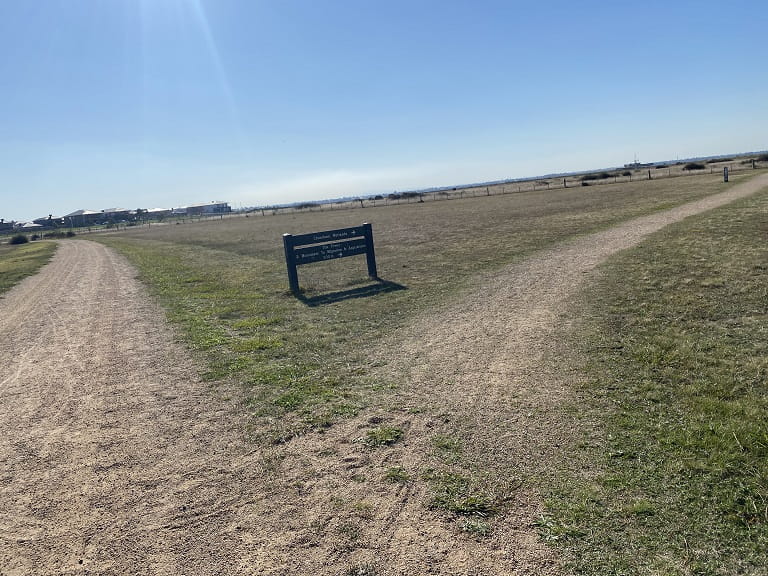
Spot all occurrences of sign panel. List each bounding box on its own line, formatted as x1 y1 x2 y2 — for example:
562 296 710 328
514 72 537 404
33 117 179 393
292 226 366 247
283 223 378 295
294 239 368 264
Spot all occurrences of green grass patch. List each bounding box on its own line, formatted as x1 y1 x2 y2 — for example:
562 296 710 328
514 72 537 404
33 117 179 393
384 466 411 484
0 241 57 294
96 238 369 441
546 189 768 574
432 434 463 463
423 469 499 517
460 518 492 539
362 425 404 447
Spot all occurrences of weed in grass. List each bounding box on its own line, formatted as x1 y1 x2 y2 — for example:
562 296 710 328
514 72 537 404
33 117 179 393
362 426 404 448
353 501 375 519
423 469 497 517
622 499 656 517
534 514 586 543
231 317 280 331
432 434 462 463
460 518 492 539
384 466 411 485
230 337 282 352
346 563 378 576
336 520 362 541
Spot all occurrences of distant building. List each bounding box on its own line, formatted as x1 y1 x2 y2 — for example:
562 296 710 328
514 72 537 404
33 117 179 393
63 209 103 227
173 201 231 216
52 201 231 225
101 208 132 221
21 222 44 230
145 207 173 219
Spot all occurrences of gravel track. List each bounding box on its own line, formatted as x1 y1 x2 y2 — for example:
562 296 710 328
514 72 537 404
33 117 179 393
1 174 766 575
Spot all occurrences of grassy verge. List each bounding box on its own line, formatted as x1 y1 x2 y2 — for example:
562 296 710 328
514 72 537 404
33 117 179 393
97 173 751 443
543 190 768 573
0 241 57 295
96 239 377 443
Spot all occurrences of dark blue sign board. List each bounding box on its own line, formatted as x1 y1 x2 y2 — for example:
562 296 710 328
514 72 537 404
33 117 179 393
283 223 378 294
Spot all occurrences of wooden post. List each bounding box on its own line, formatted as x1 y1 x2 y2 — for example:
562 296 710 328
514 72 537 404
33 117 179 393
363 222 378 280
283 234 299 294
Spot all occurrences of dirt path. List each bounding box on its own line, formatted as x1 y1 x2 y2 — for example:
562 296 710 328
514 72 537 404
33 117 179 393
1 174 766 575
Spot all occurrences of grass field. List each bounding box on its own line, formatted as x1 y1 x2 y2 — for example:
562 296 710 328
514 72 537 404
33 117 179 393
97 173 745 439
0 241 57 295
80 169 766 571
543 189 768 574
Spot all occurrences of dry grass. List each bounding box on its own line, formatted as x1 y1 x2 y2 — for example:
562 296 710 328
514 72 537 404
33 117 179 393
105 172 745 300
544 189 768 574
0 241 57 295
91 170 766 573
95 173 752 442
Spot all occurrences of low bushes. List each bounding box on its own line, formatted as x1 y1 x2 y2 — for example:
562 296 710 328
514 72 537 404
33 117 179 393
706 157 734 164
580 172 612 182
9 234 29 245
42 230 76 239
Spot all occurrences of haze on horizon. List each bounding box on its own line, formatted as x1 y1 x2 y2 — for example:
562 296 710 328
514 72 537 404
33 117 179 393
1 0 766 222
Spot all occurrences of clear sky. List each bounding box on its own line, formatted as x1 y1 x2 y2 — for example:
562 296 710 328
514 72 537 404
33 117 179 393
2 0 766 222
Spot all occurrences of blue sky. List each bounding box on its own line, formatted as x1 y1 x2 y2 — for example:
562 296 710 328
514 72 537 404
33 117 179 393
2 0 766 221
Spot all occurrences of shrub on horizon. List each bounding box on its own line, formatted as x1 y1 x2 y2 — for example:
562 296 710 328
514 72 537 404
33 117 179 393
581 172 612 182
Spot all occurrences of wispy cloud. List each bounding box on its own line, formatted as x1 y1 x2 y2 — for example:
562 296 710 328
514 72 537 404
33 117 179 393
229 163 484 207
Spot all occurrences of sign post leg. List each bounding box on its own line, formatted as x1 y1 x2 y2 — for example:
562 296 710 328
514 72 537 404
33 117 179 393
363 223 378 280
283 234 300 294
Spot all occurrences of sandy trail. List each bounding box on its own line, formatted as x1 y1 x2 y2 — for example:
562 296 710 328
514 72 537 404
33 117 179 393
1 174 766 575
0 241 257 575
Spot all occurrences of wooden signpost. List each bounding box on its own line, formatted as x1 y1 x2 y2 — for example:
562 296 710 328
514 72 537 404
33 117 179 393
283 223 378 294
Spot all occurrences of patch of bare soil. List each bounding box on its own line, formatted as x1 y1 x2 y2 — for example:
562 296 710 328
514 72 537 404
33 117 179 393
1 174 766 576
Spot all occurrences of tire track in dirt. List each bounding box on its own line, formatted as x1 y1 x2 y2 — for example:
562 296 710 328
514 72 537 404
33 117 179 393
1 174 766 575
